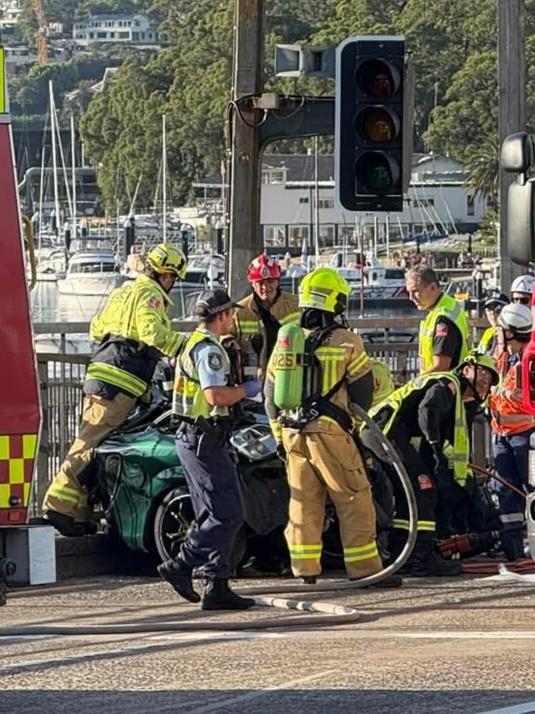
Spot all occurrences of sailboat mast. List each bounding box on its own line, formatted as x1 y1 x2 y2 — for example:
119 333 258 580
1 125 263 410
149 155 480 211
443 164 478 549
49 81 61 240
314 136 319 261
162 113 167 244
70 113 77 238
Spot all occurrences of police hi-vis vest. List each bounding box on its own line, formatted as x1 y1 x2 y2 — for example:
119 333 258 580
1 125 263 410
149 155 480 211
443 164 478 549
370 372 470 486
419 293 470 373
172 330 231 420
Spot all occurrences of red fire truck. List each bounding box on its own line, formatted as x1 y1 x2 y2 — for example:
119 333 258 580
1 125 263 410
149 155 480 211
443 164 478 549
0 47 41 603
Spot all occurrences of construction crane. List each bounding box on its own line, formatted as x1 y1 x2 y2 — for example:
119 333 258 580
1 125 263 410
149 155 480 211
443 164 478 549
31 0 48 64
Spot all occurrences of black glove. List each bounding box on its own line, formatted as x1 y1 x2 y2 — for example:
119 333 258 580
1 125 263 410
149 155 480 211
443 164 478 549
276 443 287 462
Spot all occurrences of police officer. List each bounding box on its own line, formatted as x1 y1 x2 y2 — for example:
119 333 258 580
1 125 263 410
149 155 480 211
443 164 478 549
362 351 499 575
43 243 187 536
159 289 262 610
232 253 299 380
265 267 384 583
406 265 470 374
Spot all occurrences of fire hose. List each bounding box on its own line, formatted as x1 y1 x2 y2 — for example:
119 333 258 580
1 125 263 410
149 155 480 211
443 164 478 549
0 405 418 635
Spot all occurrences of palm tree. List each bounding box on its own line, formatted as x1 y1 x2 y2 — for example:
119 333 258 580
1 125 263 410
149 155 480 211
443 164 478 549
465 135 499 209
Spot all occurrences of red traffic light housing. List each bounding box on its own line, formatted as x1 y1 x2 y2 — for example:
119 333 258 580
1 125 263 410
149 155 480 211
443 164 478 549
335 37 412 212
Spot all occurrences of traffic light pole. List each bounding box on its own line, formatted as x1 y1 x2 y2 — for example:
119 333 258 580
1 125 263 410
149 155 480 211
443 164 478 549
228 0 264 300
498 0 525 291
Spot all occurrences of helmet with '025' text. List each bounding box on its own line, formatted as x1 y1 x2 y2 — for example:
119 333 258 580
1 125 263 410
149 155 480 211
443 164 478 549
146 243 187 279
247 253 281 283
298 267 351 314
497 303 533 335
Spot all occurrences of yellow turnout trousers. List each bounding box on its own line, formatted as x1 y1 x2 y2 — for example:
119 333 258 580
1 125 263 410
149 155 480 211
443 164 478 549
42 393 135 521
282 430 382 578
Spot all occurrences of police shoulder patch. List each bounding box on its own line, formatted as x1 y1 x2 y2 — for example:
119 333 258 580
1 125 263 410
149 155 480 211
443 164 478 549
148 296 161 310
208 352 223 370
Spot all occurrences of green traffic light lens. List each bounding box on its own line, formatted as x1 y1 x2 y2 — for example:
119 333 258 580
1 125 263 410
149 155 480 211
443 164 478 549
356 59 399 97
355 153 400 194
356 107 400 143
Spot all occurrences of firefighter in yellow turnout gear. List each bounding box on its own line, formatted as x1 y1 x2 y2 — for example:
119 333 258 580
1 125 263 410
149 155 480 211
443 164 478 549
361 351 499 576
265 267 383 582
232 253 299 380
43 244 188 536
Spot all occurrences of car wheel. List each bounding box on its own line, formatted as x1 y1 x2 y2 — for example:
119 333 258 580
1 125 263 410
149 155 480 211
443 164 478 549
153 488 195 563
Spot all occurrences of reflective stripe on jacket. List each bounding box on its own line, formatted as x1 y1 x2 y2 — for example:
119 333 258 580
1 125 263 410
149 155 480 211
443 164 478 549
172 329 231 419
419 293 470 373
489 352 535 436
369 371 470 486
232 291 299 378
85 275 184 398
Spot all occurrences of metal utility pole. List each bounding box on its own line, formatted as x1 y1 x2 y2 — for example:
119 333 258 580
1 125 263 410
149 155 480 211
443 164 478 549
498 0 525 290
228 0 264 299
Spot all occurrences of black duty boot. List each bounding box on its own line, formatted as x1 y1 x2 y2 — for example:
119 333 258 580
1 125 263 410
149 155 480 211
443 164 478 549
202 578 256 611
409 550 462 577
408 532 462 577
302 576 317 584
43 510 89 537
158 559 200 603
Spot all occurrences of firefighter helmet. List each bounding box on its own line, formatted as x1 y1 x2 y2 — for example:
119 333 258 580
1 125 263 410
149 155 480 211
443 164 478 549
459 350 500 387
146 243 187 279
298 268 351 314
247 254 281 283
510 274 535 297
498 303 532 335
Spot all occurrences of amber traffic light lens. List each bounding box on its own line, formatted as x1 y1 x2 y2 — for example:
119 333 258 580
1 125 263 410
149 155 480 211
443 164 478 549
356 107 400 143
356 60 398 97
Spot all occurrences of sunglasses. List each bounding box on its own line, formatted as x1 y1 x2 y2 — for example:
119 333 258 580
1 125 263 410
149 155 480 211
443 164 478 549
512 296 531 305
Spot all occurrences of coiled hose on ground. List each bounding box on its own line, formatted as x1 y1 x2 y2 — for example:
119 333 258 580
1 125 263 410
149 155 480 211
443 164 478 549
0 405 417 635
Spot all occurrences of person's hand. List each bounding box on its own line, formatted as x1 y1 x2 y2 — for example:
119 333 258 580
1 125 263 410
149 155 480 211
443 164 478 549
276 443 286 462
431 446 449 479
243 379 262 398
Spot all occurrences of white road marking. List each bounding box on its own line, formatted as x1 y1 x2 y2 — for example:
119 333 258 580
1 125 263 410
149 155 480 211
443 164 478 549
397 631 535 640
475 701 535 714
2 631 283 671
185 669 338 713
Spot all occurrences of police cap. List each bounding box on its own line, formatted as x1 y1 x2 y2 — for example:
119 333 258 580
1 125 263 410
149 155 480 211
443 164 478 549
195 289 240 318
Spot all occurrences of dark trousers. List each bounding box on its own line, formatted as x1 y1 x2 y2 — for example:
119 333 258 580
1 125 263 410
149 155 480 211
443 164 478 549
492 431 532 560
175 428 244 579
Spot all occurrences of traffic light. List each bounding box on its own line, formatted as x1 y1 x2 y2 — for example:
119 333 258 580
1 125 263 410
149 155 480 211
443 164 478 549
335 36 411 212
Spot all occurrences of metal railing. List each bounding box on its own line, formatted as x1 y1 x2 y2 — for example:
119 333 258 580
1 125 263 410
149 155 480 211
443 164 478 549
31 317 484 514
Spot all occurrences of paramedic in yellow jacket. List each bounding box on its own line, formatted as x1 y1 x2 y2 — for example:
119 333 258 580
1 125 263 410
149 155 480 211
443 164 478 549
406 265 470 374
232 253 299 379
42 243 187 537
264 267 384 583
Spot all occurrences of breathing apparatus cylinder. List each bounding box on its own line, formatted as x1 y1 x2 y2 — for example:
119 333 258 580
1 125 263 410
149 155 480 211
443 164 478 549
272 323 306 410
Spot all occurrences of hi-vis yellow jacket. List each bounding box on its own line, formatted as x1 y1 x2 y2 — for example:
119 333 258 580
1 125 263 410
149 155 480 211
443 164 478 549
232 291 299 379
419 293 470 373
85 275 185 398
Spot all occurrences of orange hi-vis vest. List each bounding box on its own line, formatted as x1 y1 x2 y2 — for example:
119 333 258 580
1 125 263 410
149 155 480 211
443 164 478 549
490 351 535 436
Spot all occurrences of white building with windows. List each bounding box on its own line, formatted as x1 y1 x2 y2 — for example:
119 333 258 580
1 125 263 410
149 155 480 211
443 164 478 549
73 14 160 47
194 153 490 254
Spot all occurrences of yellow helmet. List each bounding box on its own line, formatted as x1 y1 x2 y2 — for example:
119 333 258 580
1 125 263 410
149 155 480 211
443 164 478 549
299 267 351 314
460 349 500 386
370 359 395 407
146 243 187 279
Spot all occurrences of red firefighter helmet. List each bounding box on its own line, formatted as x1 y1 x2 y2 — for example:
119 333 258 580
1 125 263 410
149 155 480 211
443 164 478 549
247 253 281 283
